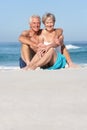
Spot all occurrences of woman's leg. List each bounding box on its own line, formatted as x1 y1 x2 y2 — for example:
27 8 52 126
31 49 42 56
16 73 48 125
29 48 57 70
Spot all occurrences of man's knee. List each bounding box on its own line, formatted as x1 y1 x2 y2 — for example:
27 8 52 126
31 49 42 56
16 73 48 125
21 44 30 51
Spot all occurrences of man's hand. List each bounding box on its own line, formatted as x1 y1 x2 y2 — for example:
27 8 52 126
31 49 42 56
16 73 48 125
37 48 47 58
36 43 47 57
53 36 60 46
53 35 64 46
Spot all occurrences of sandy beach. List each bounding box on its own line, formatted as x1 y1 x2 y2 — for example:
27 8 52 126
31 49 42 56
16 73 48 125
0 67 87 130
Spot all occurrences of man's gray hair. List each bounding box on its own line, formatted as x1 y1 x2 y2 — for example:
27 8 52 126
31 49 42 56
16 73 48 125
29 15 41 23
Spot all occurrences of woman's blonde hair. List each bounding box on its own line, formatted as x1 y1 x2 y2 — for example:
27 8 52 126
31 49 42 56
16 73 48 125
42 13 56 24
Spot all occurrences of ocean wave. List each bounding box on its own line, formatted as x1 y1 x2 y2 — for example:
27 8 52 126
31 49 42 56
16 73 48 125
0 66 20 70
79 63 87 68
66 44 80 50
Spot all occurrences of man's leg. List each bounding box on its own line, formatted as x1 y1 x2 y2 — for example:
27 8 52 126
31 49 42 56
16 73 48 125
20 44 35 68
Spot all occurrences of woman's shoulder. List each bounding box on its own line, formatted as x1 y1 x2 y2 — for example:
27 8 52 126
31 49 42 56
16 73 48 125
40 29 46 37
41 29 46 34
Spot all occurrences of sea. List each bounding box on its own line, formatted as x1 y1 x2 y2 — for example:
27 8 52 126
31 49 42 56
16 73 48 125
0 41 87 70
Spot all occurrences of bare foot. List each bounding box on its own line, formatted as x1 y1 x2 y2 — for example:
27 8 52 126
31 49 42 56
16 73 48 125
22 65 30 70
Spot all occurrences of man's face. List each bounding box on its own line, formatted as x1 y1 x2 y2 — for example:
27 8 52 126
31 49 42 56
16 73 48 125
30 17 41 32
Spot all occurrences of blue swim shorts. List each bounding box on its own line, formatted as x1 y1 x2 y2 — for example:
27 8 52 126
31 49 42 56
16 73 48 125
19 57 27 68
47 52 66 70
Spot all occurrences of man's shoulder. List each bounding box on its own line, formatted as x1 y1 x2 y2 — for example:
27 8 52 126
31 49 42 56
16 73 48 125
21 30 30 35
54 28 63 38
55 28 63 33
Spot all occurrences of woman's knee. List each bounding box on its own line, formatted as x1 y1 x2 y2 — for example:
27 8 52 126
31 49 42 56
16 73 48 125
49 48 55 54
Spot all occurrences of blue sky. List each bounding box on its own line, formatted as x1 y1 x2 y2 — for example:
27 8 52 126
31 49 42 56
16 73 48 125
0 0 87 42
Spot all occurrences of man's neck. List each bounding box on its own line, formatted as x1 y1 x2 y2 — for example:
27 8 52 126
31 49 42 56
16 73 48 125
30 29 42 36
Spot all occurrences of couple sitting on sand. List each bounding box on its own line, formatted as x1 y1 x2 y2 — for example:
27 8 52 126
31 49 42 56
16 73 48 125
19 12 77 70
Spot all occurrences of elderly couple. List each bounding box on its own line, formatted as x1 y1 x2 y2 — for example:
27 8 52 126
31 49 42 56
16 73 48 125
19 12 77 70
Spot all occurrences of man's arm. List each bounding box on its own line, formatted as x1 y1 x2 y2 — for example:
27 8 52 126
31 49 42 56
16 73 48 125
56 29 74 66
57 28 63 37
57 29 78 68
19 31 32 46
18 30 38 52
47 28 63 51
61 44 72 65
49 28 63 47
61 44 78 67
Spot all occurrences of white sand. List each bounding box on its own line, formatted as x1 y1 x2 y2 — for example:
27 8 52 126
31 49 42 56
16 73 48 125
0 67 87 130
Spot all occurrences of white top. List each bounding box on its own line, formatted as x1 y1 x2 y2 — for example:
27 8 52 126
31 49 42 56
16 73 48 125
44 41 61 53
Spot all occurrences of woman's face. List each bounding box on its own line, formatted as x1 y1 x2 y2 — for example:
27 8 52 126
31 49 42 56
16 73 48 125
44 17 55 32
